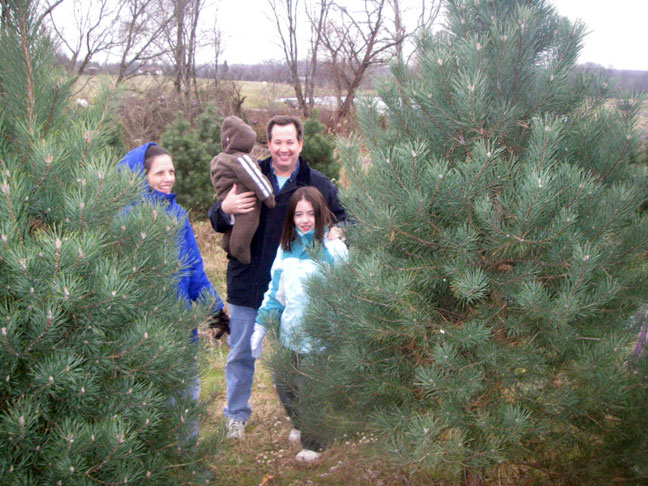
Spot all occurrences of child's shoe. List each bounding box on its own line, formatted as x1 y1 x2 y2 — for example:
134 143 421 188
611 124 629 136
288 428 301 445
295 449 321 463
226 418 247 439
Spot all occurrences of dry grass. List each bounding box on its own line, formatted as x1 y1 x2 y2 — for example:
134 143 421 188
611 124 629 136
72 75 292 111
638 99 648 149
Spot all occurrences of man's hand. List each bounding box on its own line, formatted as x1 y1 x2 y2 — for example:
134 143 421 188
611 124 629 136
221 184 257 215
327 225 345 242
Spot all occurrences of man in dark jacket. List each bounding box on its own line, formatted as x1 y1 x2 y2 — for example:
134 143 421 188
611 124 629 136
208 115 346 439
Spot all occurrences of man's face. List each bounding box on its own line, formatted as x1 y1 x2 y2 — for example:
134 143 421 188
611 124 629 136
268 123 303 177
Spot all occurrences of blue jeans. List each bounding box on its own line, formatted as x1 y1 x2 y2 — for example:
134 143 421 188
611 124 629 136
224 304 257 421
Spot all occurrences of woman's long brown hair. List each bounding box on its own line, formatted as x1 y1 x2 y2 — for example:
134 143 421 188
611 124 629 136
280 186 336 251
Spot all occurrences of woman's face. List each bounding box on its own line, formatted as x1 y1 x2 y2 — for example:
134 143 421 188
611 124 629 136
146 154 175 194
294 198 315 233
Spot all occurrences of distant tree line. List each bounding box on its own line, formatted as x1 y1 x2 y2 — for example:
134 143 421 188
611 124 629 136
46 0 647 130
578 63 648 94
73 58 648 96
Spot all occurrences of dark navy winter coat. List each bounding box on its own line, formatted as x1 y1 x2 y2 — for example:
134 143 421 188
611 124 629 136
208 155 346 309
119 143 224 338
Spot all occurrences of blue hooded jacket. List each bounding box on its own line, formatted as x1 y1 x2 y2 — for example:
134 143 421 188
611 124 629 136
118 143 224 339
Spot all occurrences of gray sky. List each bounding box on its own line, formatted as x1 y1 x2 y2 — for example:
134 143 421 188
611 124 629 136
216 0 648 71
551 0 647 71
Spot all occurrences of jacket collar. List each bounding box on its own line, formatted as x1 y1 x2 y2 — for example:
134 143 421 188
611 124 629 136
296 228 315 247
261 156 311 187
147 188 177 204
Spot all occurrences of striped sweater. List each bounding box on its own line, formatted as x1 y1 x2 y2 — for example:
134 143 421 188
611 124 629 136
210 116 275 264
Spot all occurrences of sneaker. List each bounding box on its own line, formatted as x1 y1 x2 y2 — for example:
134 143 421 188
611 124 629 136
226 418 247 439
295 449 321 463
288 428 301 446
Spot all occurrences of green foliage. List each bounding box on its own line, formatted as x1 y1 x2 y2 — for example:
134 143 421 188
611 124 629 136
0 2 214 483
284 0 648 483
160 107 222 214
301 110 339 181
196 104 223 158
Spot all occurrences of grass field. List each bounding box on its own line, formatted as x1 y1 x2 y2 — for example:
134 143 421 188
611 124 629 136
73 74 296 112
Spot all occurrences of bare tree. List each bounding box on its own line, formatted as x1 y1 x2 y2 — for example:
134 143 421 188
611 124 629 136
209 19 223 84
268 0 329 118
45 0 123 77
44 0 175 83
113 0 173 83
319 0 400 123
158 0 207 103
319 0 441 124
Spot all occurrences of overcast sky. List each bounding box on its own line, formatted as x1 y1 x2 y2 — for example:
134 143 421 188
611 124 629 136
215 0 648 71
551 0 647 71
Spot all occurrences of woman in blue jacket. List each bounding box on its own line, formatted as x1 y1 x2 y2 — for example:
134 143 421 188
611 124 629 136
119 143 228 442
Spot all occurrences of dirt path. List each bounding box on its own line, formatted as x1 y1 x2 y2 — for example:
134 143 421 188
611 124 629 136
199 338 417 486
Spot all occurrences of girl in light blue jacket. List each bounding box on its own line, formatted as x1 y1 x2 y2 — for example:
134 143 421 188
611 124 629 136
250 186 347 461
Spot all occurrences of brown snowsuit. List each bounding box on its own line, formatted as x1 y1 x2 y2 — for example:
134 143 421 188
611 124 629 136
210 116 275 264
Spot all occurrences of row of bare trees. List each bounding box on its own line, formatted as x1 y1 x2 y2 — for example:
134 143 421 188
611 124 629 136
44 0 222 96
269 0 441 123
43 0 441 125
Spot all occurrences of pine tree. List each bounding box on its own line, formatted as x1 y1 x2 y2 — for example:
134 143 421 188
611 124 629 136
301 110 339 181
281 0 648 482
161 110 220 213
0 1 213 483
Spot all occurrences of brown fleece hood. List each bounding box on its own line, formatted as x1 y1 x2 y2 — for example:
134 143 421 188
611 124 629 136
221 116 256 154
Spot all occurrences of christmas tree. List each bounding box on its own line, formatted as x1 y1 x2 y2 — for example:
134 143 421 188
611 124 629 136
0 1 215 483
280 0 648 482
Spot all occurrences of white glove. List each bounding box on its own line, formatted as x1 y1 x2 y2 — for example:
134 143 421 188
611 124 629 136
250 323 266 359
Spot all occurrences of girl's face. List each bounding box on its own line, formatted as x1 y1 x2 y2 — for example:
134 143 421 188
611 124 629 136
294 198 315 233
146 154 175 194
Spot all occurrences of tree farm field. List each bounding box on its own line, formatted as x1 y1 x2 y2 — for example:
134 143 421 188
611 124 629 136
189 94 648 485
74 74 648 484
191 220 557 486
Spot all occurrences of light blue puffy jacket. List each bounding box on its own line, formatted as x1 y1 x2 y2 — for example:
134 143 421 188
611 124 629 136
256 228 347 353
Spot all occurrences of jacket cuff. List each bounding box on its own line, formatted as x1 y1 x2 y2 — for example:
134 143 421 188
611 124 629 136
207 201 234 232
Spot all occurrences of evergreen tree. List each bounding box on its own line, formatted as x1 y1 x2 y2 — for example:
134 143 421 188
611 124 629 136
161 109 221 213
301 111 339 181
282 0 648 482
0 1 214 483
196 105 223 158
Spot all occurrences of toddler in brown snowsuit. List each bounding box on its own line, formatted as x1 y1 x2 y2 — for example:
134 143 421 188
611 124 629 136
210 116 275 264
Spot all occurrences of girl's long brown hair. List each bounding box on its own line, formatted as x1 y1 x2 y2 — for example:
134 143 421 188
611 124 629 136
280 187 336 251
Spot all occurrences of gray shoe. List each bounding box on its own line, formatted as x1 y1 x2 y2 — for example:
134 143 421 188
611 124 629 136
296 448 321 462
226 418 247 439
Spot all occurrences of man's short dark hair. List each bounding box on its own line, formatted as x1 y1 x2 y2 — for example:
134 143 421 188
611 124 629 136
266 115 303 142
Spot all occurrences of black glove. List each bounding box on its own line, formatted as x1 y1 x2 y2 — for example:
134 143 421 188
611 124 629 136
208 309 230 339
